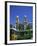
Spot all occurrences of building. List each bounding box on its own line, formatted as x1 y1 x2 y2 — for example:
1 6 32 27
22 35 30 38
10 15 33 40
24 16 28 30
16 16 19 30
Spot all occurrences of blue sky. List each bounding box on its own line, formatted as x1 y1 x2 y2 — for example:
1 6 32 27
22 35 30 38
10 5 33 25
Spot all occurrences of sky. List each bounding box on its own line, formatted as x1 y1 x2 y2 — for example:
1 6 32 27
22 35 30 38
10 5 33 25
